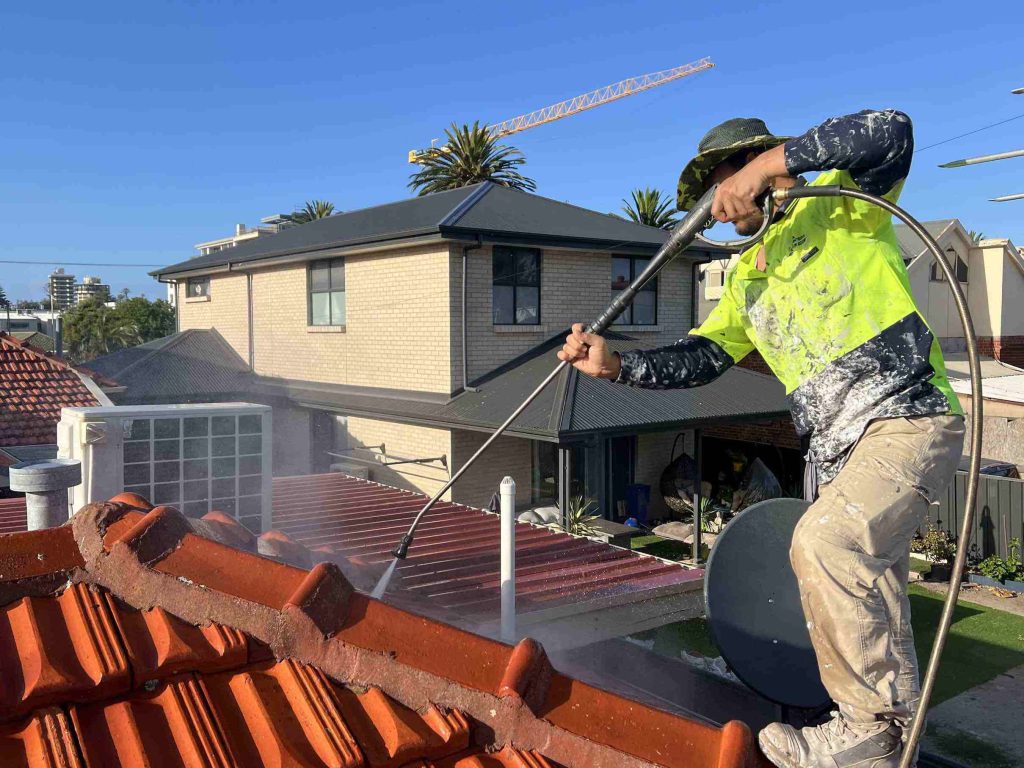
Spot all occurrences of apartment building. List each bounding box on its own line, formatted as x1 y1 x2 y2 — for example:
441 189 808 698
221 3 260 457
121 183 788 517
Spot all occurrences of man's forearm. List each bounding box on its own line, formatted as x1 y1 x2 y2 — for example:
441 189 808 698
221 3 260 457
783 109 914 195
615 336 733 390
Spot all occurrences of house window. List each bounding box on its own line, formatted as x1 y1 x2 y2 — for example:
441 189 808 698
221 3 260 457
186 277 210 298
706 270 724 288
611 256 657 325
308 258 346 326
930 251 968 283
493 246 541 325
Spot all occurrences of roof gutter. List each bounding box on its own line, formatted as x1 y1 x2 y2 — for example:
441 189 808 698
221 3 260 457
154 231 449 279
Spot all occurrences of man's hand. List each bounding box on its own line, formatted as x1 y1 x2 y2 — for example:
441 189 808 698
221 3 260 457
711 143 788 224
557 323 621 379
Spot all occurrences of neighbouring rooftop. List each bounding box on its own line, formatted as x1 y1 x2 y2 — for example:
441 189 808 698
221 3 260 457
272 473 704 647
154 182 709 279
0 332 117 448
0 493 763 768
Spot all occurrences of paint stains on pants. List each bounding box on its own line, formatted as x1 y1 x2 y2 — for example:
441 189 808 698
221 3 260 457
790 414 965 724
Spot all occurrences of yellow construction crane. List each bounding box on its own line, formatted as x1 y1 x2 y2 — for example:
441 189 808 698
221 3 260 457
408 57 714 163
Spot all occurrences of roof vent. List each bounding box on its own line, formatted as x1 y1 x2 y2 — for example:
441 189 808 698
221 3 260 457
8 458 82 530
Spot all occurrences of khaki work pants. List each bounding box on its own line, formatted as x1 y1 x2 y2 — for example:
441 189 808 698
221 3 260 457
791 415 965 724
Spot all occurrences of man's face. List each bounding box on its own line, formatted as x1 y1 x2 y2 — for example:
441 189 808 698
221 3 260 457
708 154 764 236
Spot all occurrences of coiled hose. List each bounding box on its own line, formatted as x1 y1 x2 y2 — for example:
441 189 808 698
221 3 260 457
773 184 983 768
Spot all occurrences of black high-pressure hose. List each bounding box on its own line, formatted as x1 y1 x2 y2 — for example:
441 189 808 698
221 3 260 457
773 184 983 768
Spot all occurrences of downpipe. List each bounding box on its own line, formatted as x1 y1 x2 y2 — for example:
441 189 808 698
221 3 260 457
772 185 983 768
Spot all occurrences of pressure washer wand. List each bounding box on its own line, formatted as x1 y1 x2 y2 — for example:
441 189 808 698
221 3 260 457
371 185 771 600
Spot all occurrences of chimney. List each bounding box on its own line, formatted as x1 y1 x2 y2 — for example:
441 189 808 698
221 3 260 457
9 459 82 530
235 223 246 237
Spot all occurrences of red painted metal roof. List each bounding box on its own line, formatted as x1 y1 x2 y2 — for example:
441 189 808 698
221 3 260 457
0 332 114 447
0 496 27 534
273 473 702 621
0 494 760 768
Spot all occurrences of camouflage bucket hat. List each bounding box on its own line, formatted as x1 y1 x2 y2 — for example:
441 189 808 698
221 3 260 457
676 117 791 210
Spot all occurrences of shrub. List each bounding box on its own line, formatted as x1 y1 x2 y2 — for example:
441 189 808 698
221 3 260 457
919 522 956 564
977 538 1023 583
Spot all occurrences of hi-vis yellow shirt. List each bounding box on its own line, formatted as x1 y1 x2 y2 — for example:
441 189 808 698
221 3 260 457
691 169 960 480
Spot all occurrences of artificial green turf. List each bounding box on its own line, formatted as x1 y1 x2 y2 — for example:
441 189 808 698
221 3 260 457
926 724 1017 768
630 578 1024 704
631 534 691 561
907 584 1024 704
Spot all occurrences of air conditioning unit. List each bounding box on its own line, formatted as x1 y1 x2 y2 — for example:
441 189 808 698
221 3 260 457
58 403 272 533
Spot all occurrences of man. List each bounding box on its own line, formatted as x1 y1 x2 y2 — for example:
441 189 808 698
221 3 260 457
559 110 964 768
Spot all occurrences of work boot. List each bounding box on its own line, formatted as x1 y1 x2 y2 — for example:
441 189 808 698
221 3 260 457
759 712 902 768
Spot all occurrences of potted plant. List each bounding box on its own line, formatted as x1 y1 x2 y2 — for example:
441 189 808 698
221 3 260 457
919 523 956 581
971 538 1024 593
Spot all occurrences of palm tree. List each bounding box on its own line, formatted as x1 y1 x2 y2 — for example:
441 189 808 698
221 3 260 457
408 121 536 196
619 187 679 230
968 230 986 244
285 200 336 225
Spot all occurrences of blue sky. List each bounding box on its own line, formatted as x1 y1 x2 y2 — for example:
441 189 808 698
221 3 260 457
1 0 1021 301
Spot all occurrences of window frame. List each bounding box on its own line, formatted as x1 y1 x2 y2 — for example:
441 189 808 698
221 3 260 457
492 246 542 326
611 255 658 326
307 257 346 327
186 277 210 299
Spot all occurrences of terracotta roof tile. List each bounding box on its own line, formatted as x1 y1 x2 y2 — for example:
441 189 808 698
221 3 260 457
0 333 115 447
0 496 763 768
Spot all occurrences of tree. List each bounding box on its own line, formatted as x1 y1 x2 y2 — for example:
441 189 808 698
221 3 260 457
0 285 10 332
408 121 536 196
63 299 141 361
968 230 986 244
619 187 679 230
285 200 336 225
114 297 175 342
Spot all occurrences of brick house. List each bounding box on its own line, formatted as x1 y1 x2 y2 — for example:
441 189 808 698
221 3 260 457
123 183 789 517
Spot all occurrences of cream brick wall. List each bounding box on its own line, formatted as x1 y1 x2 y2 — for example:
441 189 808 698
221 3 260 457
176 274 250 362
451 429 534 510
249 244 454 392
345 417 454 498
462 244 695 382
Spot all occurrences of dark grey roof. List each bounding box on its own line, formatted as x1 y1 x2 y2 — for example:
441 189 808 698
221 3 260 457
894 220 955 261
264 331 789 440
156 183 716 278
86 329 255 403
97 328 787 438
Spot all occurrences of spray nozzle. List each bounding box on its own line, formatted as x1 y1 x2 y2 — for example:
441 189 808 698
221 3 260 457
392 533 414 560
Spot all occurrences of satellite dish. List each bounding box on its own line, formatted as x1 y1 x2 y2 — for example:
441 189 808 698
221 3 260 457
704 497 831 708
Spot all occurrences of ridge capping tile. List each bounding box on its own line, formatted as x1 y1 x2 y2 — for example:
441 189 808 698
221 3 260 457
284 562 353 638
0 526 86 605
111 505 191 565
497 638 552 713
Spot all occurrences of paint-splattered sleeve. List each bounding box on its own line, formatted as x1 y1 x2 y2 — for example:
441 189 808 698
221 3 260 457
783 109 914 196
615 275 753 390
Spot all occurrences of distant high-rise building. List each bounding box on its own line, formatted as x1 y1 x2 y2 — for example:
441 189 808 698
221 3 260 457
48 269 75 311
73 276 111 305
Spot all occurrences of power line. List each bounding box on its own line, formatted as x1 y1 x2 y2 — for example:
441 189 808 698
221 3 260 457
915 112 1024 153
0 260 163 267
